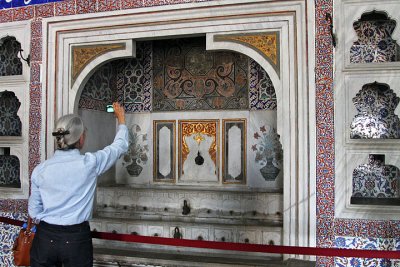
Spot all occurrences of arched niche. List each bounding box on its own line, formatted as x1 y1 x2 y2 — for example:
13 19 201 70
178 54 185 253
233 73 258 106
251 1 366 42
76 37 280 188
0 21 31 82
0 36 23 76
42 0 313 258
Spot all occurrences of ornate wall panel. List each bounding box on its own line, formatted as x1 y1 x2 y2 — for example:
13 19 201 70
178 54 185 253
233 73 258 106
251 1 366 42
351 154 400 205
78 61 117 111
0 91 22 136
350 82 400 139
71 43 126 85
350 11 399 63
222 119 246 184
0 37 22 76
214 32 280 76
249 59 277 110
153 38 248 111
153 120 175 183
78 40 276 113
335 236 400 267
116 42 152 113
315 1 335 265
79 42 152 113
178 120 219 183
0 154 20 188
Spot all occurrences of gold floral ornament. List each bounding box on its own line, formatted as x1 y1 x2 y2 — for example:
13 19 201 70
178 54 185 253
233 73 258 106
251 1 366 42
71 43 126 85
214 32 280 75
180 121 218 169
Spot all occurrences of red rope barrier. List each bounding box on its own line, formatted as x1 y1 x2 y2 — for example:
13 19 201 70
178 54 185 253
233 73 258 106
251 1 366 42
91 231 400 259
1 216 400 259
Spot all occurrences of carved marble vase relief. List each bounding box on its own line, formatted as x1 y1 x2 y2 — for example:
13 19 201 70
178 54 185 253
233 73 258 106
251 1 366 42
122 124 149 177
350 11 400 63
252 125 283 181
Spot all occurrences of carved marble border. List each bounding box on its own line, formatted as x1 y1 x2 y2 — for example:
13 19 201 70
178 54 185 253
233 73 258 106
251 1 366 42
222 118 247 184
153 120 176 183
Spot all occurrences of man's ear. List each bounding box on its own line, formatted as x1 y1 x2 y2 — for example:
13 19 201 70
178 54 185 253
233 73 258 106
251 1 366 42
78 133 85 149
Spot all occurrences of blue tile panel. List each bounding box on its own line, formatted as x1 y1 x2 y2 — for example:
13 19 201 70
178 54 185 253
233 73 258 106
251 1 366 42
0 0 63 9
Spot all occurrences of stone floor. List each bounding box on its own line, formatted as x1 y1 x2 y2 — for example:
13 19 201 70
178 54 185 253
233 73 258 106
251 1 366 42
93 247 316 267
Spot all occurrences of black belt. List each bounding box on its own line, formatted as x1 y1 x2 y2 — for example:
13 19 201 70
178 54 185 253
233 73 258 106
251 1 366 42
39 220 89 233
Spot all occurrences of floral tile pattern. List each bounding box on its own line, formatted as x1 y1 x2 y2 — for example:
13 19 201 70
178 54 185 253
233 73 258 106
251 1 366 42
350 82 400 139
0 155 20 188
34 2 55 18
352 154 400 204
12 5 34 21
31 19 43 39
76 0 97 14
54 0 76 16
0 37 22 76
315 0 335 266
121 0 143 9
335 236 400 267
0 212 27 267
0 91 22 136
98 0 121 12
350 11 400 63
0 9 13 23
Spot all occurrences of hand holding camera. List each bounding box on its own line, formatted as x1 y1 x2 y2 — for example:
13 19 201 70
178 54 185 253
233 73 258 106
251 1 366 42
112 102 126 125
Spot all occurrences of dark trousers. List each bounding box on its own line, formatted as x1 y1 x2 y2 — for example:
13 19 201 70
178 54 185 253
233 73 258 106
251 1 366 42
30 221 93 267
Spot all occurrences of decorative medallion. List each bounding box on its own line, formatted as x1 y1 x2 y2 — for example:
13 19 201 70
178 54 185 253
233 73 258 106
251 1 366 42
178 120 219 182
153 38 248 111
214 32 280 75
71 43 126 85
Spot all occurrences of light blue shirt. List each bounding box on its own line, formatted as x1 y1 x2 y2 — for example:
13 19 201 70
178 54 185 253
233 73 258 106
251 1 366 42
28 124 129 225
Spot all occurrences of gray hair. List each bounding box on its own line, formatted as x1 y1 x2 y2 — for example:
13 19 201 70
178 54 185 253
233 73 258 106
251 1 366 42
53 114 85 150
